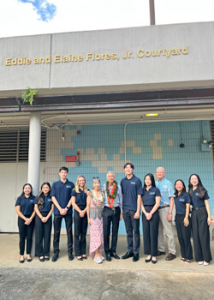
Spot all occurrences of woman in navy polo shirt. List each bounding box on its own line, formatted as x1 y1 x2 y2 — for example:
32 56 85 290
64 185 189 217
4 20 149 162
71 175 88 261
34 182 54 262
141 173 160 264
15 183 36 263
188 174 212 266
174 180 193 263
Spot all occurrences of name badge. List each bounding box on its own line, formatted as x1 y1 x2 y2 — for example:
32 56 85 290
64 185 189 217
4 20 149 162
66 185 71 188
48 198 52 202
179 198 185 202
150 192 155 195
30 200 34 202
131 182 135 185
195 193 198 196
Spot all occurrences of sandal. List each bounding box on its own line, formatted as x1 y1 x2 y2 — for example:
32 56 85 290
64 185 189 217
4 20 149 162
185 259 192 263
76 256 83 261
180 258 186 262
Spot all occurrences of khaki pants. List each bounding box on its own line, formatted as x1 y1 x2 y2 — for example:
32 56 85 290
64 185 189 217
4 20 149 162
158 206 176 255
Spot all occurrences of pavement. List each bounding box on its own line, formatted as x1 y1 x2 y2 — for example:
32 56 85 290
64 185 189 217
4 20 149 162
0 234 214 300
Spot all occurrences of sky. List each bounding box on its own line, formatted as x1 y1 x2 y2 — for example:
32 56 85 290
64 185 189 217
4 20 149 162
0 0 214 38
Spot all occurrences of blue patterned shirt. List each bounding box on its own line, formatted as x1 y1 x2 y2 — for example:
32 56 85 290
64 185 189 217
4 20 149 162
155 178 174 207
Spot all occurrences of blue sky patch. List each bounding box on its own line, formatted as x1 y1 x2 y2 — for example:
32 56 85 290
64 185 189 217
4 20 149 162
18 0 57 22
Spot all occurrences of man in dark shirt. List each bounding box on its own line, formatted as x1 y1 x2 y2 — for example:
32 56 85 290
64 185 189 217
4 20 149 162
120 163 142 262
51 166 74 262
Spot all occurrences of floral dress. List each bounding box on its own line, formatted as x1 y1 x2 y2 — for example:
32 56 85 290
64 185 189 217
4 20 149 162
89 190 104 258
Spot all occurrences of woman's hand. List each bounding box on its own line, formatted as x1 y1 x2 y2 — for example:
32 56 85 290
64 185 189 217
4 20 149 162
79 210 86 218
42 217 47 223
25 218 31 225
183 217 189 227
88 220 91 226
207 217 212 226
145 212 152 221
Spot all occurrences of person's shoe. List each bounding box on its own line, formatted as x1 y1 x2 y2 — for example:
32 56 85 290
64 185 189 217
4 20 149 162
145 256 152 263
39 256 45 262
44 256 50 261
157 251 166 256
133 253 139 262
94 256 103 264
111 252 120 260
198 261 204 265
152 258 157 264
52 253 59 262
82 255 87 260
27 256 32 262
68 253 74 261
101 256 105 261
19 258 25 263
76 256 83 261
121 252 134 259
106 253 112 262
203 261 209 266
165 253 176 261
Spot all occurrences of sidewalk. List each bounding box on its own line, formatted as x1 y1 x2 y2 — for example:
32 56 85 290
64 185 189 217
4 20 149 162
0 234 213 272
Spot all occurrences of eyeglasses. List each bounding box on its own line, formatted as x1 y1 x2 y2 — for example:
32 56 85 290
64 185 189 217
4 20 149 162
93 177 99 179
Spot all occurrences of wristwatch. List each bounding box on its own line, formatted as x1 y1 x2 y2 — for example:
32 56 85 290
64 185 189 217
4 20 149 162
66 206 70 210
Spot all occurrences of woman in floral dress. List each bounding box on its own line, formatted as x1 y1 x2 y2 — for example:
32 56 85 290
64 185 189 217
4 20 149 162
87 177 104 264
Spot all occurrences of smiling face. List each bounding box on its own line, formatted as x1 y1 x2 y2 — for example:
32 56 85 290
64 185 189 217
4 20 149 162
23 184 31 196
93 180 100 191
145 175 152 187
156 167 165 181
107 172 115 184
59 170 68 181
190 175 199 187
124 164 133 176
175 180 184 193
42 184 50 196
78 176 85 188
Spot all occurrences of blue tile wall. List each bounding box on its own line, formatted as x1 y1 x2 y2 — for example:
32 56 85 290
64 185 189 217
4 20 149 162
58 120 214 234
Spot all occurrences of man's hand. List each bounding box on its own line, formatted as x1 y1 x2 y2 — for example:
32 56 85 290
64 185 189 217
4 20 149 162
134 211 140 219
120 212 123 221
167 213 172 222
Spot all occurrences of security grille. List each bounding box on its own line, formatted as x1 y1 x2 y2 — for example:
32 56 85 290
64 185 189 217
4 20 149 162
0 130 46 162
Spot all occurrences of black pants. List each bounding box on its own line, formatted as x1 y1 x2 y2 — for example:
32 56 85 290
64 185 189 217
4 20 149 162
192 207 212 262
102 206 120 254
35 212 52 257
123 209 140 255
175 214 193 260
53 214 73 254
142 206 159 256
74 207 88 256
18 216 35 255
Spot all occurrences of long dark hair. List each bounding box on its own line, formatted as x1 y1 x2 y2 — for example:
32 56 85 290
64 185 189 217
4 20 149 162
37 182 51 210
174 179 186 197
188 174 207 199
21 183 33 196
143 173 156 191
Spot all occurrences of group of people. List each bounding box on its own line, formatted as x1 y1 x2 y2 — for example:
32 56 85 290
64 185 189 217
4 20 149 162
15 164 212 266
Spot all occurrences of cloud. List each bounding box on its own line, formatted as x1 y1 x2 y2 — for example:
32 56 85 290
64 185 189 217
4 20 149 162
18 0 57 22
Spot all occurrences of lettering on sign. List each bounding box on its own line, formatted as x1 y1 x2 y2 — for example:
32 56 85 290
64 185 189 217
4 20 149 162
5 47 189 66
65 155 77 163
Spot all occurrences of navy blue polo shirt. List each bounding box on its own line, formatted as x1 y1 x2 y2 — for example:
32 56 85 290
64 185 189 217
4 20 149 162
190 188 209 209
120 174 142 211
15 194 36 216
174 192 191 215
35 194 53 212
71 189 87 207
51 179 74 215
142 187 161 206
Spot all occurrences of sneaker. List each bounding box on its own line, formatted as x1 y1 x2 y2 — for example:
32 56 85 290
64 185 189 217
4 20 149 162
198 261 204 265
203 261 209 266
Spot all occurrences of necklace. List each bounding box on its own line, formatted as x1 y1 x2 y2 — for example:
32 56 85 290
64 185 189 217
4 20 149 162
106 180 118 209
91 190 104 208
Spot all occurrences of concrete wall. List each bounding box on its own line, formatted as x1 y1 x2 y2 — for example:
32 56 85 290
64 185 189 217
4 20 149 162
1 22 214 96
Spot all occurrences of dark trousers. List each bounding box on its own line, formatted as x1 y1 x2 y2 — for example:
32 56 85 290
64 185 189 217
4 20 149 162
53 214 73 254
18 216 35 255
35 212 52 257
192 207 212 262
142 206 159 256
175 214 193 260
74 207 88 256
123 209 140 255
102 206 120 254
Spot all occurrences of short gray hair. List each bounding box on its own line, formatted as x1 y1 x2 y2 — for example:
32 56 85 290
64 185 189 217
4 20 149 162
106 171 115 177
92 177 101 184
